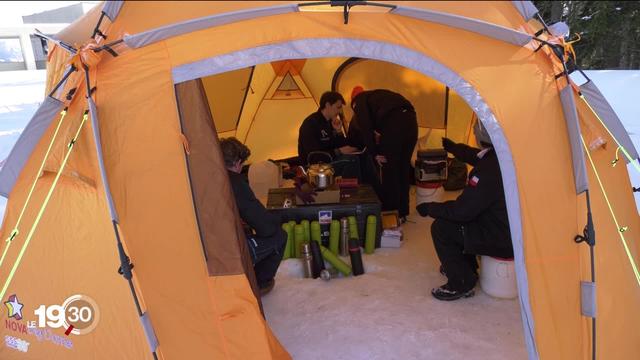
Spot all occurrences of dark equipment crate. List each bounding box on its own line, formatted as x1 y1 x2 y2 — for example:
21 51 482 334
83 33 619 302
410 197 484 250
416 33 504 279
266 185 382 248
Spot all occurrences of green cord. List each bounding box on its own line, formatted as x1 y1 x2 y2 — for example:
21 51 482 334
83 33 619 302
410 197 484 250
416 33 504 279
0 109 67 269
0 112 88 301
581 136 640 286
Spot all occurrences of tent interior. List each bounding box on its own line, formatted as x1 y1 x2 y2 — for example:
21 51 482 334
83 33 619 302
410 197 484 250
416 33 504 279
176 57 526 358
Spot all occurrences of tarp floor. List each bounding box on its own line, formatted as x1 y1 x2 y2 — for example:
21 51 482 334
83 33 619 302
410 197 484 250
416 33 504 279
262 187 527 360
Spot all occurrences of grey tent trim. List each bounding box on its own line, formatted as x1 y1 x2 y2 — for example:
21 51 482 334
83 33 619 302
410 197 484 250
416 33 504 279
102 0 125 22
390 6 532 47
580 81 639 162
87 97 119 223
171 38 539 360
560 86 589 194
511 1 539 21
123 4 298 49
0 97 64 198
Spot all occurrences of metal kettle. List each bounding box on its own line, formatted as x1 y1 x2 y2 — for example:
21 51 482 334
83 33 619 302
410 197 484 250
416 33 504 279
299 163 335 190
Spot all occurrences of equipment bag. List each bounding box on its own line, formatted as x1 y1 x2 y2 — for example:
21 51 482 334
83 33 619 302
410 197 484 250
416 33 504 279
443 157 468 191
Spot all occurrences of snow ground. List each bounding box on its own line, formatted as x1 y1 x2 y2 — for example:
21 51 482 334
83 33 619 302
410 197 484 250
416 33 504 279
262 189 527 360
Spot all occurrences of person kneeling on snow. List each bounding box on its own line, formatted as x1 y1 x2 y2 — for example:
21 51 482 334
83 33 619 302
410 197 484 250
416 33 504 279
416 121 513 301
221 137 286 296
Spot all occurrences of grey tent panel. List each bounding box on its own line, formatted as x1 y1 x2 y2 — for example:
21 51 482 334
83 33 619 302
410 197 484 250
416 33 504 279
0 97 64 198
580 81 639 162
560 86 589 194
123 4 298 49
87 97 119 223
103 1 125 21
391 6 532 47
511 1 539 21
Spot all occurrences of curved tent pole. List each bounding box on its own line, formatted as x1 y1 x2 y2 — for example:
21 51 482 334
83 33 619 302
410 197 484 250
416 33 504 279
83 65 160 360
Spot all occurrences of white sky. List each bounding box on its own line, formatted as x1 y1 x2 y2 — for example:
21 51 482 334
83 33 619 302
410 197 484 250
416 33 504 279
0 1 96 25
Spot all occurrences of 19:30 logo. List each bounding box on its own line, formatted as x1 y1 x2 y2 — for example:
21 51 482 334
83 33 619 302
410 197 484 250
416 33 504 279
31 295 100 335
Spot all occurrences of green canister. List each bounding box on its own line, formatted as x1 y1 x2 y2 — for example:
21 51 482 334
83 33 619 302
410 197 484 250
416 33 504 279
320 245 352 276
329 220 340 255
365 215 377 254
301 219 310 243
294 224 305 258
310 221 322 243
348 216 359 240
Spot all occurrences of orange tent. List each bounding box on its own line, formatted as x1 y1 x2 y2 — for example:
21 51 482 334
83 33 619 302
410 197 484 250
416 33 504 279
0 1 638 359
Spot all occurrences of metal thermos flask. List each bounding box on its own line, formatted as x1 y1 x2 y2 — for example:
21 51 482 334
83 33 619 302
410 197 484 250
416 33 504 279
340 218 350 257
301 243 313 278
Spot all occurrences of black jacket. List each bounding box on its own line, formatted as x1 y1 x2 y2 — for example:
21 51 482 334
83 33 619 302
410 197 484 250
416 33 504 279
349 89 414 154
227 171 281 238
298 111 347 165
427 143 513 258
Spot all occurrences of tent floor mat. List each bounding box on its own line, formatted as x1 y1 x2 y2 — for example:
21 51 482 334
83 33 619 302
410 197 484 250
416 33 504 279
262 186 527 359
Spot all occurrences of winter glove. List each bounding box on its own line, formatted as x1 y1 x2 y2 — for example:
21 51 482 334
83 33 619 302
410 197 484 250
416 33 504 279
416 202 430 217
442 137 455 153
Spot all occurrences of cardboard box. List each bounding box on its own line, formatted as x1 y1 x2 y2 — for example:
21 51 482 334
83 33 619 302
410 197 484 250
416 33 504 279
381 227 403 248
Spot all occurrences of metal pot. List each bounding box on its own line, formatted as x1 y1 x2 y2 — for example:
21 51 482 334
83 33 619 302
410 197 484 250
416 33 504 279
300 163 335 190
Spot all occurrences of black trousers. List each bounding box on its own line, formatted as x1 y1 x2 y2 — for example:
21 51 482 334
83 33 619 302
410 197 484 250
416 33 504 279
431 218 478 290
247 229 287 288
379 109 418 218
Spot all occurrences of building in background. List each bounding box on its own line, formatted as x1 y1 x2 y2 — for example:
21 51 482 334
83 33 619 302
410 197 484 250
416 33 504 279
0 2 98 71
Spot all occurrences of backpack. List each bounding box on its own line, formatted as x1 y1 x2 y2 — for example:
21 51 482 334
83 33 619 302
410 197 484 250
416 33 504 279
443 157 468 191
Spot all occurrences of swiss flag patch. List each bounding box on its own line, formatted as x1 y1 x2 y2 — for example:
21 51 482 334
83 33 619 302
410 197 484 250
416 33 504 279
469 176 480 187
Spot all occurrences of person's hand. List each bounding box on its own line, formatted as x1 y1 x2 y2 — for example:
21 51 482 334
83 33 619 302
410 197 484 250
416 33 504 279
338 145 359 154
375 155 387 166
442 137 455 153
331 115 344 132
295 183 317 204
416 203 430 217
374 131 381 145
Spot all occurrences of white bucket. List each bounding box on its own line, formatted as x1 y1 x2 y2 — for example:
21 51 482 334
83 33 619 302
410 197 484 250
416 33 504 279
479 256 517 299
416 185 444 204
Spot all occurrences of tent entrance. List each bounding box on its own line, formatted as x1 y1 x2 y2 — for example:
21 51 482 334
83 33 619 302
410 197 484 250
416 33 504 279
173 53 529 359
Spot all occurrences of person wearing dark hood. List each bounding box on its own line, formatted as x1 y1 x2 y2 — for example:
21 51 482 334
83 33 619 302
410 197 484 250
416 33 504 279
221 137 286 296
349 86 418 219
415 120 513 301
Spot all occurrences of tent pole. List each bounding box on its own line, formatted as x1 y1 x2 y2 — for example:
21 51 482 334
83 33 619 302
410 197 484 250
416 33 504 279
83 65 160 360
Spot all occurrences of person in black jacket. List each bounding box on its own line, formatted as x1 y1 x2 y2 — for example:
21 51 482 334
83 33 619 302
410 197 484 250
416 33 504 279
298 91 359 165
416 120 513 301
349 87 418 219
221 137 286 295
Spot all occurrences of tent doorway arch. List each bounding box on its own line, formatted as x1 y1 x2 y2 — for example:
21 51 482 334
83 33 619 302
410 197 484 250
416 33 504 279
172 37 536 359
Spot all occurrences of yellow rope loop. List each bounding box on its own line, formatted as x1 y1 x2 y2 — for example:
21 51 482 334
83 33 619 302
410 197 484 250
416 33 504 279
611 147 622 167
620 226 629 233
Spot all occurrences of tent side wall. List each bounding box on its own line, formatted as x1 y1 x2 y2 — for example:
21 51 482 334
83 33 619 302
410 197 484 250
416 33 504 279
89 42 287 359
576 97 640 359
0 108 151 358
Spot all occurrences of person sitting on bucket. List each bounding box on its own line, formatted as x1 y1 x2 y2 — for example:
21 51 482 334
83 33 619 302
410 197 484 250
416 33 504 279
416 120 513 301
221 137 287 296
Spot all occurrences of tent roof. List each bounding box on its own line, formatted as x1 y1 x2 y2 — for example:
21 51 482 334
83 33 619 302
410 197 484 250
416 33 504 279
55 1 533 46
